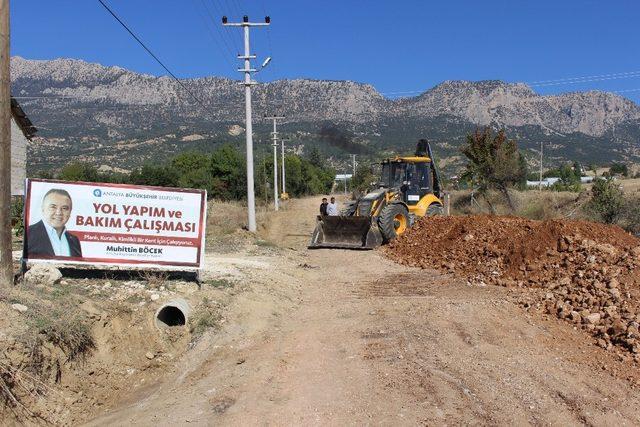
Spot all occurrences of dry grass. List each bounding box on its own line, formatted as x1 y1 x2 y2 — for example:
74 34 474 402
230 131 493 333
0 283 94 421
208 199 275 232
0 362 52 423
621 178 640 194
207 200 248 237
448 184 640 235
450 189 585 220
28 310 94 362
138 270 169 289
205 199 273 251
189 297 223 339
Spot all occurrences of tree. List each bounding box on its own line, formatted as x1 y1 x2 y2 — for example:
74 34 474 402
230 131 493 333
351 163 376 192
171 151 213 193
58 162 100 182
609 163 629 177
586 177 624 224
572 161 582 180
460 128 527 212
129 164 180 187
209 144 246 200
171 151 210 174
554 163 581 191
306 145 324 168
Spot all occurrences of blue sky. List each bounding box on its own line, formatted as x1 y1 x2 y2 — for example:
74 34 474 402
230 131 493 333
11 0 640 102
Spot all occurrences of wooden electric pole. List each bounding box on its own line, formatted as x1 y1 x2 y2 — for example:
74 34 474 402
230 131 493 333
0 0 11 286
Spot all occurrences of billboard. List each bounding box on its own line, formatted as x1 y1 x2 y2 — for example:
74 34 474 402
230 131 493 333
23 179 207 269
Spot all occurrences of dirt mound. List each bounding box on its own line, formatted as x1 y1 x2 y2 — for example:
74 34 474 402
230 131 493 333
385 215 640 359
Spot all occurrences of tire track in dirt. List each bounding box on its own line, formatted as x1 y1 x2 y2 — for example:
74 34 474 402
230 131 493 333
87 197 640 425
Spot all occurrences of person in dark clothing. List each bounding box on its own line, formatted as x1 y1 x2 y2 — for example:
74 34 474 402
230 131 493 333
319 197 328 216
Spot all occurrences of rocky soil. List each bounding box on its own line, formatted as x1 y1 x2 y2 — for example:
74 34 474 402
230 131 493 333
5 199 640 425
385 215 640 361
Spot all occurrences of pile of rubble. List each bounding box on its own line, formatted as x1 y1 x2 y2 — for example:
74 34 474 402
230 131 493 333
385 215 640 359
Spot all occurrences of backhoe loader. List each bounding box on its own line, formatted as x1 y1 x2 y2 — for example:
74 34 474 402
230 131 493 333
309 139 443 249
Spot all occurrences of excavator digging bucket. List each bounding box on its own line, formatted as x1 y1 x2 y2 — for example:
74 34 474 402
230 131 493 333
308 215 383 250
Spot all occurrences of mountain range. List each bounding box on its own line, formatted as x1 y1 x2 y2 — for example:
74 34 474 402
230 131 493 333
10 56 640 173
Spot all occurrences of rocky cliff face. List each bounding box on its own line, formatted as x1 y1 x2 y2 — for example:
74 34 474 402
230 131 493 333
10 56 640 171
393 80 640 137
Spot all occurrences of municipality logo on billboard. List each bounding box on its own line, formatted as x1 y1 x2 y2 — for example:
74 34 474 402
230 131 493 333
93 189 102 197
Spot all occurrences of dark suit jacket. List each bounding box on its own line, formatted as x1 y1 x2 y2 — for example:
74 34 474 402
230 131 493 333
26 220 82 258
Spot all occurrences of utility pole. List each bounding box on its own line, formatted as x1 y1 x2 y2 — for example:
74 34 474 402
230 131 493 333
265 114 284 211
539 140 543 191
0 0 11 287
351 154 356 177
281 139 287 197
223 15 270 232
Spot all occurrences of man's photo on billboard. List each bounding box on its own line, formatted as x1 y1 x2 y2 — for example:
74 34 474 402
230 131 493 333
27 188 82 258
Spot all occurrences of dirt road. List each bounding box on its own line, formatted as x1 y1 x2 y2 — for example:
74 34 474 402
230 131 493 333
89 197 640 426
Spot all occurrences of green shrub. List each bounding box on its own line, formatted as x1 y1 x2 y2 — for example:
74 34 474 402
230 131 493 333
620 196 640 234
351 163 376 192
11 197 24 237
58 162 100 182
609 163 629 177
585 178 624 224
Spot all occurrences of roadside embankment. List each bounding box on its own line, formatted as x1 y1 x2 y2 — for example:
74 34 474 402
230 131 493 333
385 215 640 360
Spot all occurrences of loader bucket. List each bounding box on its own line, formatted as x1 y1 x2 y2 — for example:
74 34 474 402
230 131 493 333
308 215 383 250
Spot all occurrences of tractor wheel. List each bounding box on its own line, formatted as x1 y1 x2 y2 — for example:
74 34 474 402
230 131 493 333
378 203 409 243
427 204 444 216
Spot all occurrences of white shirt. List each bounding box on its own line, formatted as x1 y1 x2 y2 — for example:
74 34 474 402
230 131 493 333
326 202 339 216
43 221 71 256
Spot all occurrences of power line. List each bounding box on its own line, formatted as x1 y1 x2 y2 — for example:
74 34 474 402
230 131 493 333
219 0 243 52
12 96 79 99
229 0 244 20
529 70 640 85
96 0 209 109
382 89 424 95
530 73 640 87
381 68 640 97
205 0 241 59
193 0 235 69
260 0 277 82
615 88 640 94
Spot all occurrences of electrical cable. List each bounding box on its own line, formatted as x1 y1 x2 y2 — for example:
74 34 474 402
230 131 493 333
96 0 209 109
529 70 640 85
530 73 640 87
382 69 640 98
193 0 235 70
206 0 241 59
219 0 243 52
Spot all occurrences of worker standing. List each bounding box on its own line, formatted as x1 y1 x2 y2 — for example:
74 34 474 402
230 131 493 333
326 197 338 216
319 197 328 216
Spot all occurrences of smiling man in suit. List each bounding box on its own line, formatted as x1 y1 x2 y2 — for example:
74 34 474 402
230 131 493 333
27 189 82 258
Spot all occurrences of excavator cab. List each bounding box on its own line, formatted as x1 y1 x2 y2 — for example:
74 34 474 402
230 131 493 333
309 139 443 250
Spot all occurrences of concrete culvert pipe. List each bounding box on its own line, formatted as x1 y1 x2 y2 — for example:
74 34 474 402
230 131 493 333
155 298 191 328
